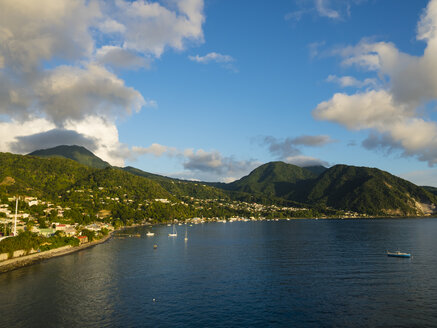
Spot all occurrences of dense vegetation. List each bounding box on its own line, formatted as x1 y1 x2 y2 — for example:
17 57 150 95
2 146 437 219
214 162 437 216
221 161 317 197
298 165 437 215
29 145 110 169
0 230 79 258
123 166 229 200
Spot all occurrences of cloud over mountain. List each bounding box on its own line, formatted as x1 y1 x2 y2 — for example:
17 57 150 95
0 0 206 166
313 0 437 166
9 129 98 154
260 135 333 166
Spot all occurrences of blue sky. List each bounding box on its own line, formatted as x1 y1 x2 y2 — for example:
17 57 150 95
1 0 437 185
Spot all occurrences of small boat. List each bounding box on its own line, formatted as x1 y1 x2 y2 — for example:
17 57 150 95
153 244 158 249
146 231 155 236
168 225 177 237
387 251 411 258
184 228 188 241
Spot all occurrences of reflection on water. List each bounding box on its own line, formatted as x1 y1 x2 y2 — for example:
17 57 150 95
1 219 437 327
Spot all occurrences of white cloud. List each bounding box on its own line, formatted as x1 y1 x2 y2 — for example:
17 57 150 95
95 46 150 69
315 0 340 19
132 144 178 157
291 135 335 146
284 9 311 22
98 19 126 34
180 148 260 182
0 0 100 72
183 149 224 171
0 0 207 170
189 52 234 64
64 116 125 166
313 0 437 166
113 0 205 57
326 75 377 88
284 155 329 167
308 41 326 59
417 0 437 41
261 135 332 165
37 64 145 125
0 118 56 153
285 0 365 22
0 115 128 167
10 129 99 154
314 90 407 130
116 144 259 182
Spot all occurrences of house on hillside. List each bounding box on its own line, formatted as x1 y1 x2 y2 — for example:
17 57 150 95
77 236 88 244
64 227 77 237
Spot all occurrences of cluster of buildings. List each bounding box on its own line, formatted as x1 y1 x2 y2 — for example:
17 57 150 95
0 196 114 241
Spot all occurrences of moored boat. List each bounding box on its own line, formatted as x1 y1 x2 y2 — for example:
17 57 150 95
168 225 177 237
387 251 411 258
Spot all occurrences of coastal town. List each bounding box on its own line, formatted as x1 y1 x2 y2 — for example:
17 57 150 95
0 185 364 268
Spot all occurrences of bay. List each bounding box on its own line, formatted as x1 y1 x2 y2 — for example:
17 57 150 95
1 219 437 327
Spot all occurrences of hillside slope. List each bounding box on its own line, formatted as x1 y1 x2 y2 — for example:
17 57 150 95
123 166 229 200
0 152 171 201
299 165 437 216
28 145 110 169
225 161 317 198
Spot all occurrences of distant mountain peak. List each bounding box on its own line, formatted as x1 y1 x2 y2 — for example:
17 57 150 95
28 145 111 169
302 165 328 176
226 161 317 197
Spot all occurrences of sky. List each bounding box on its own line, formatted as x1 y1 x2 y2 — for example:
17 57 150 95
1 0 437 185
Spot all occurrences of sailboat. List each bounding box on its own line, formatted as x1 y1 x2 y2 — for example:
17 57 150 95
168 225 177 237
184 227 188 241
387 250 411 258
146 231 155 236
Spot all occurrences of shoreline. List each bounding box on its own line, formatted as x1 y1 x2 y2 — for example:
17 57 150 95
1 217 435 274
0 223 152 274
0 232 113 274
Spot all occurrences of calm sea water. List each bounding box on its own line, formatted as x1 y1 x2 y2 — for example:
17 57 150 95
1 219 437 327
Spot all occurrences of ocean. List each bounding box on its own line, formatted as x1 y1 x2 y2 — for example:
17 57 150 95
1 219 437 327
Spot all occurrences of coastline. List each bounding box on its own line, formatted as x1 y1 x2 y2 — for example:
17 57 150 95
0 232 113 274
0 223 152 274
2 217 434 274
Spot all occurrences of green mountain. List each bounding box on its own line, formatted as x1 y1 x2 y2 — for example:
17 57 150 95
25 145 227 200
0 152 170 201
422 186 437 196
303 165 327 176
123 166 229 200
225 161 317 198
17 146 437 217
0 151 297 223
28 145 111 169
218 161 437 216
296 165 437 216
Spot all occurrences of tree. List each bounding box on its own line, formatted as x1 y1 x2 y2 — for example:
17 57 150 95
80 229 95 242
38 217 47 228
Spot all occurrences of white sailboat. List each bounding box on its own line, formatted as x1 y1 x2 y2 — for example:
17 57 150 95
184 227 188 241
168 225 177 237
146 231 155 236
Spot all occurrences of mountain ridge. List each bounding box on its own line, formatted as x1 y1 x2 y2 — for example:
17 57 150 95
28 145 111 169
18 145 437 216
